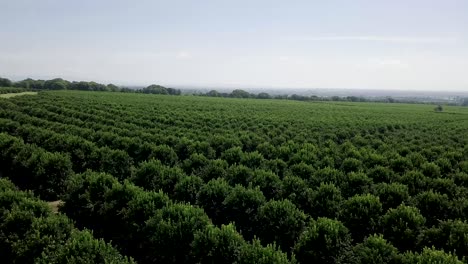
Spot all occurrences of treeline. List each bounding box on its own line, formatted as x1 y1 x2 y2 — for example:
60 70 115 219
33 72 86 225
4 75 468 105
196 89 468 105
199 88 372 102
0 76 181 95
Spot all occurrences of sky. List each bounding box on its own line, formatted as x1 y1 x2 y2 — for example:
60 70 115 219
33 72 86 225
0 0 467 91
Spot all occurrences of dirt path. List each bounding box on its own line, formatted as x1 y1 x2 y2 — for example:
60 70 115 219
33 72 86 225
0 92 38 98
47 200 63 213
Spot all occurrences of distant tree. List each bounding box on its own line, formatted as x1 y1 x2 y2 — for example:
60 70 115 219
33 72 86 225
434 105 444 112
273 94 289 100
143 84 168 94
206 90 221 97
14 78 45 89
167 87 181 95
0 77 12 87
257 92 271 99
290 94 308 101
230 89 251 98
107 83 120 92
43 78 69 90
461 98 468 106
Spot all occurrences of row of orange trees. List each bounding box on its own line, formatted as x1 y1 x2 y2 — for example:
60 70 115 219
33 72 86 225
1 90 468 263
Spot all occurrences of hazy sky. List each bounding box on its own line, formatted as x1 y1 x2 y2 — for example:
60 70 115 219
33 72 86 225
1 0 467 90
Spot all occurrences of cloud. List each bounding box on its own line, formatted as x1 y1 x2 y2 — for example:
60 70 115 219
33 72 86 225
376 59 406 66
176 51 191 59
294 36 457 44
354 58 410 70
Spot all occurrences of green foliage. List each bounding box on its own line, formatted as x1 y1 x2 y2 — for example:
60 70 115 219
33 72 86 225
0 179 133 263
249 169 282 200
294 217 353 264
280 175 314 213
223 185 266 239
192 224 245 263
0 77 13 87
256 199 307 252
341 157 363 173
0 133 73 200
372 182 410 210
400 170 429 195
196 178 232 224
352 234 400 264
239 239 293 264
142 203 211 263
340 172 373 198
410 190 452 227
2 89 468 262
401 247 463 264
132 159 185 193
37 230 135 264
381 205 426 251
173 175 204 203
340 194 383 242
310 182 343 219
418 220 468 259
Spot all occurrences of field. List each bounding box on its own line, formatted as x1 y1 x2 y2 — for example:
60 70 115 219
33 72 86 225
1 90 468 263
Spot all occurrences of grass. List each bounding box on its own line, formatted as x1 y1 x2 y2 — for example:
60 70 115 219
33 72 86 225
0 92 38 98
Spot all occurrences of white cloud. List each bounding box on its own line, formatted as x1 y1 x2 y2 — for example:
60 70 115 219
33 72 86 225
294 36 458 44
354 58 410 70
176 51 191 59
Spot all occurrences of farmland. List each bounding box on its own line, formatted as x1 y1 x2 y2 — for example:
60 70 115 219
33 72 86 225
1 90 468 263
